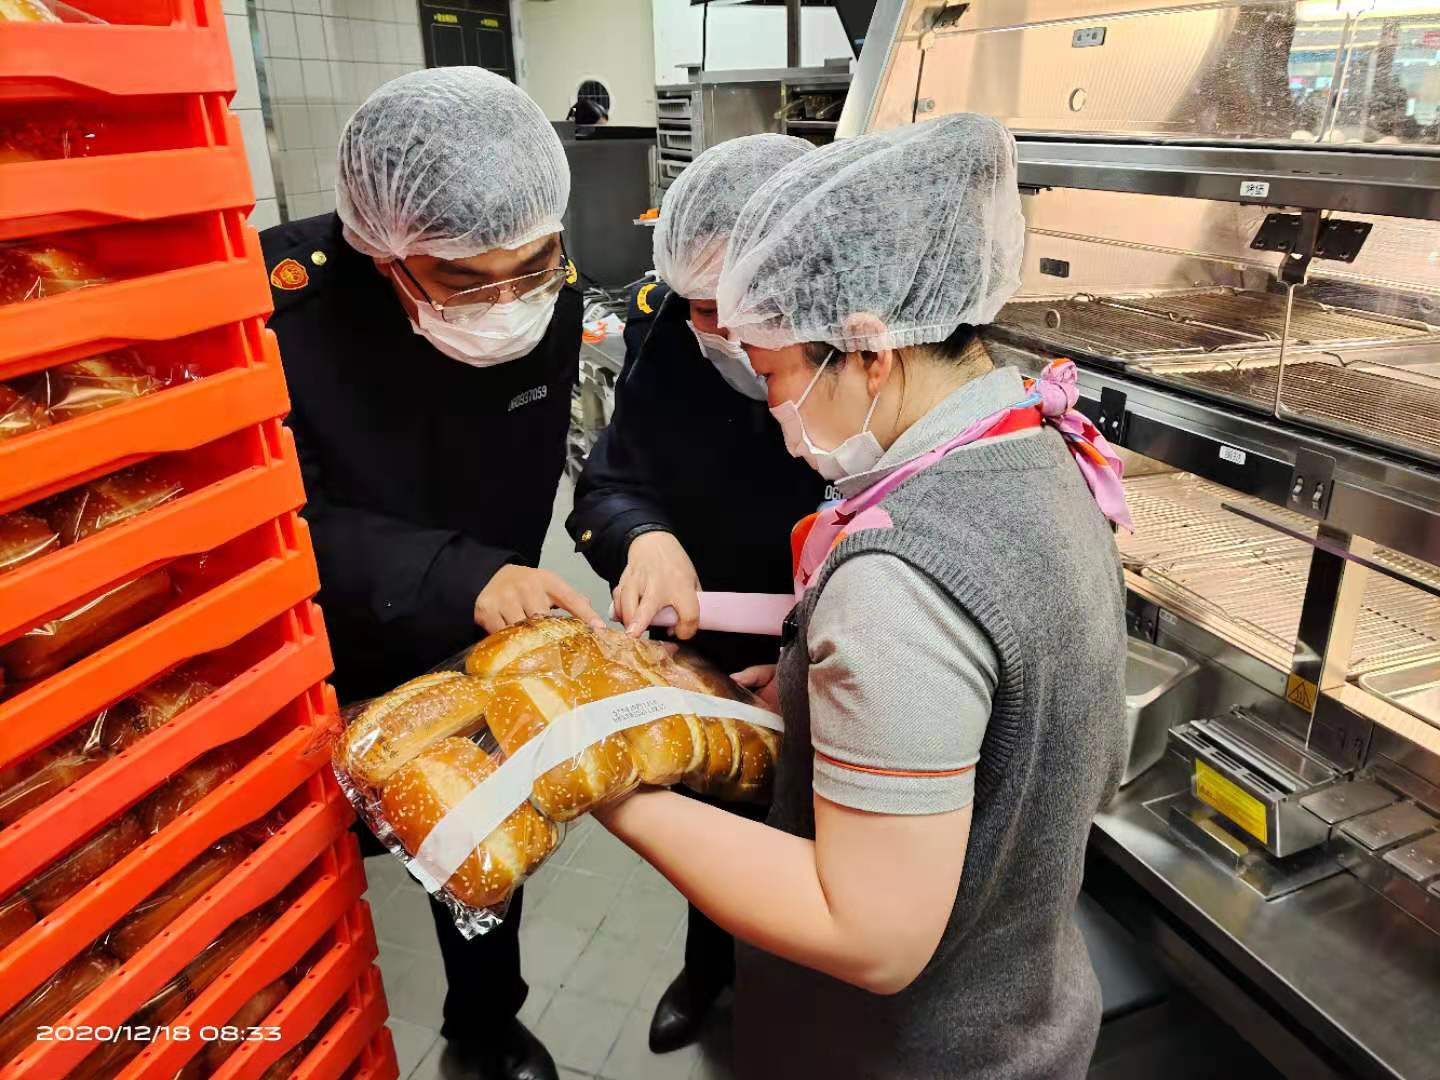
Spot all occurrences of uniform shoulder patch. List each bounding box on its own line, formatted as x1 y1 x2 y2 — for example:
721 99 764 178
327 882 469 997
270 257 309 291
635 281 659 314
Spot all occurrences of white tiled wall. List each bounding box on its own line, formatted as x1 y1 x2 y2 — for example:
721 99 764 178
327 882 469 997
248 0 427 222
222 0 282 230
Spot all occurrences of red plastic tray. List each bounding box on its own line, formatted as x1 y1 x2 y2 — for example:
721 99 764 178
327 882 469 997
0 108 252 242
351 1026 400 1080
138 852 371 1077
0 515 320 772
209 897 379 1080
0 0 235 104
0 322 290 511
0 706 342 1019
0 423 305 640
119 838 367 1080
0 213 271 375
0 602 332 898
293 968 391 1080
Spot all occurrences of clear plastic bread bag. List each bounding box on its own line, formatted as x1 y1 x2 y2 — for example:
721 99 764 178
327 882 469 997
332 616 782 937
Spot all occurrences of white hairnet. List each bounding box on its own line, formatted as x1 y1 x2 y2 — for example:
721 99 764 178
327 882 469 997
717 113 1025 352
652 133 813 300
336 67 569 260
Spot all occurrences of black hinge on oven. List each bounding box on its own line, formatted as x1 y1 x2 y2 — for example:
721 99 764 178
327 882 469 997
1096 388 1128 444
1287 449 1335 521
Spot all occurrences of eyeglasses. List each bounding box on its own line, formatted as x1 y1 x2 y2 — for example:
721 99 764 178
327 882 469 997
393 241 570 324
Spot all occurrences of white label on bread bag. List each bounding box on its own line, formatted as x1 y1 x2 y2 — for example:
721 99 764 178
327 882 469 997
412 689 782 893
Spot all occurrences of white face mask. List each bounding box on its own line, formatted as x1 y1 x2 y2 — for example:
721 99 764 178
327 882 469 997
687 321 767 400
396 264 560 367
769 349 884 481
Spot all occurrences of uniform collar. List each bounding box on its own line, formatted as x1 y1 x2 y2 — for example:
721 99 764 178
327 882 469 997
836 365 1028 498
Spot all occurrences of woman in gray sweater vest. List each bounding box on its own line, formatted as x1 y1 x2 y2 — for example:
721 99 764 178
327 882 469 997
596 114 1133 1078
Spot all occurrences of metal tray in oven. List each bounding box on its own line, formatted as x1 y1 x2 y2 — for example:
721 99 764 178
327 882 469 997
1358 658 1440 727
991 296 1260 365
1113 289 1436 348
1131 349 1440 467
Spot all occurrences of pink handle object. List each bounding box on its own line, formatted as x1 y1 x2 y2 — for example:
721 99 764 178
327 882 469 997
647 592 794 636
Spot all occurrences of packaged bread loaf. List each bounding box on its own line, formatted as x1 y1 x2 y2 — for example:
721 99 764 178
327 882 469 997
0 242 108 305
104 665 217 754
0 0 60 22
42 463 183 545
339 670 492 789
0 509 59 575
485 673 639 821
0 893 36 950
137 746 244 833
41 351 168 423
382 737 559 909
463 614 593 678
0 567 172 682
0 384 50 441
106 837 251 959
334 615 781 936
27 814 146 914
0 739 107 826
200 977 291 1073
0 951 116 1066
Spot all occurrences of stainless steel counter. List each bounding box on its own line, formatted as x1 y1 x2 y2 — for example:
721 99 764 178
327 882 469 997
1090 757 1440 1080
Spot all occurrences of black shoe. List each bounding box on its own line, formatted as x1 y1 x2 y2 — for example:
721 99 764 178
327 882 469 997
440 1016 558 1080
649 969 725 1054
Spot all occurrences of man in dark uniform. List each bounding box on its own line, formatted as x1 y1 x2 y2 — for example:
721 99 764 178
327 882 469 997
566 134 826 1054
263 68 603 1080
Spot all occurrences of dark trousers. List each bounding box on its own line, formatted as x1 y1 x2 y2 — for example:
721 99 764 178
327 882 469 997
676 785 769 992
356 822 528 1034
429 886 529 1037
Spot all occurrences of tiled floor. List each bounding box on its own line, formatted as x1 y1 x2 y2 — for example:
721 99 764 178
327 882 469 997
367 819 735 1080
369 479 735 1079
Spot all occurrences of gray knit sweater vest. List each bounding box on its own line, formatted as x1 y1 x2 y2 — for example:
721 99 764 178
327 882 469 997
734 428 1128 1080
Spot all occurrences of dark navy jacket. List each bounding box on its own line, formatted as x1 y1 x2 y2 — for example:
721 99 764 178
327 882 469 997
566 281 826 673
262 213 581 702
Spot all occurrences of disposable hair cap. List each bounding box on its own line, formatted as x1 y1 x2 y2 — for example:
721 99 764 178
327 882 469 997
337 67 570 260
652 133 813 300
717 113 1025 352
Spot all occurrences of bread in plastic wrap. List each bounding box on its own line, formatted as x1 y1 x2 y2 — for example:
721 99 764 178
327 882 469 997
334 615 782 936
0 739 105 826
27 814 146 915
0 951 116 1065
0 384 50 441
0 509 59 575
105 837 251 959
136 746 244 834
339 670 492 789
41 462 184 545
486 672 639 821
42 351 168 424
0 893 36 950
0 567 172 682
381 737 559 909
104 664 217 753
463 614 591 678
0 242 109 305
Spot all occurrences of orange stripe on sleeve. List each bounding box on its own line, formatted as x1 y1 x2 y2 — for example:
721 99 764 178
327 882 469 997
814 749 975 779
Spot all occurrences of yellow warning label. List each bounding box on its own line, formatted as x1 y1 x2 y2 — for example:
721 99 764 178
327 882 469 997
480 17 500 28
432 12 457 24
1195 760 1269 844
1285 673 1317 712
